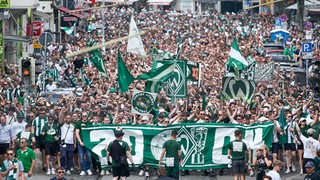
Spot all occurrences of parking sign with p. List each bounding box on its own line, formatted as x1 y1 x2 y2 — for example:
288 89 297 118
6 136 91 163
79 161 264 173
302 42 312 53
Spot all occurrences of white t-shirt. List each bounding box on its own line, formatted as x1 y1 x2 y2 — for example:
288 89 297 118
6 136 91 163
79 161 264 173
300 134 320 159
60 123 75 144
266 170 281 180
45 83 57 92
12 121 27 135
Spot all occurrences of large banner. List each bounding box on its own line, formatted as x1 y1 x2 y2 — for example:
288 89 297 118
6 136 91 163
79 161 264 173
221 76 256 102
254 62 274 82
82 123 273 170
165 60 187 98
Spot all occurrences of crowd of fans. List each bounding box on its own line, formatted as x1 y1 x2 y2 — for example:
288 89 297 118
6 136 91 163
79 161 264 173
0 6 320 179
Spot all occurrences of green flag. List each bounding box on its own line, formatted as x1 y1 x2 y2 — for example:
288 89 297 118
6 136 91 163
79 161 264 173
90 50 106 75
117 50 135 92
137 60 176 92
227 39 248 70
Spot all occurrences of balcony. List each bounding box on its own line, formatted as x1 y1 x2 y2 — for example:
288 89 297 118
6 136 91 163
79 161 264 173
10 0 40 9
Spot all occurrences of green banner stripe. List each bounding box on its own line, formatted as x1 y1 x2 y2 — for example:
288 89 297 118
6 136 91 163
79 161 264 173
82 123 273 170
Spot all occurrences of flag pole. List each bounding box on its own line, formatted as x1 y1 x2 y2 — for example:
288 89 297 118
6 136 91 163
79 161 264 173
69 4 117 13
66 28 157 58
244 0 284 10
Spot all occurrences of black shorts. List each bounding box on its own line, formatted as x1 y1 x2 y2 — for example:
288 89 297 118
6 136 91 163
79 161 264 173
232 159 246 175
284 143 296 151
44 142 57 156
35 136 44 150
272 142 279 154
0 143 10 154
112 164 130 177
297 141 304 150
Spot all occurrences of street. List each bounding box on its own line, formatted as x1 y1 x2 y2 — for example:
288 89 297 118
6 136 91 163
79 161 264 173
32 171 305 180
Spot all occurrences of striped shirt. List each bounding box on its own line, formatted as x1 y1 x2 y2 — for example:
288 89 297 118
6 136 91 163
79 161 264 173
32 117 48 136
1 158 24 180
284 120 296 144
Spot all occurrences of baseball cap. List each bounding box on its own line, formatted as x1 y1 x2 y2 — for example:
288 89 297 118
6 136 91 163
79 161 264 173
307 128 315 135
299 117 306 123
114 127 125 137
305 161 314 168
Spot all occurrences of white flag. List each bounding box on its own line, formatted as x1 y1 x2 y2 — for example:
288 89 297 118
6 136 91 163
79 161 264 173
127 16 147 58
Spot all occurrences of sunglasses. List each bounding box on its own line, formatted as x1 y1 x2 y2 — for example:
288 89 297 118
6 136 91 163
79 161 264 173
20 142 26 144
7 153 13 156
82 115 87 117
57 171 65 174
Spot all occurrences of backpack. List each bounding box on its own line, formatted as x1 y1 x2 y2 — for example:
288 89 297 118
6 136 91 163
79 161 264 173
110 140 127 164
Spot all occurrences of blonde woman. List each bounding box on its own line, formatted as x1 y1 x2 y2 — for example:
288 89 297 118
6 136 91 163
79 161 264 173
253 145 273 180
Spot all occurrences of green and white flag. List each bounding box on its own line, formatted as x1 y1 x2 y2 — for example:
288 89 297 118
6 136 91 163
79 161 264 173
137 60 176 93
149 46 174 60
165 60 187 98
127 16 147 58
227 39 248 70
221 76 256 102
81 123 273 170
90 50 107 77
118 50 135 92
131 89 157 115
60 21 77 35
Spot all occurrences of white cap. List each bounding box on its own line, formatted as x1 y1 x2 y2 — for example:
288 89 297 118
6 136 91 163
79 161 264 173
141 116 149 121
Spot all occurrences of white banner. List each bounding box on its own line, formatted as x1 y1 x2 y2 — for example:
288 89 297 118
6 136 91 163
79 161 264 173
254 62 274 82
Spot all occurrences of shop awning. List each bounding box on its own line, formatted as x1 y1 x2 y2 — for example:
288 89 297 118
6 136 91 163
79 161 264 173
95 0 139 5
148 0 173 6
308 8 320 15
57 6 83 19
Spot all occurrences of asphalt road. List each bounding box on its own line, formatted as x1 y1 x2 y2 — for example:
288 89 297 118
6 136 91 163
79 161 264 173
31 171 305 180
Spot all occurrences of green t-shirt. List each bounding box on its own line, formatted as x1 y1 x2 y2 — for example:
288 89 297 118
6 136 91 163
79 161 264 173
107 140 130 167
42 123 60 143
16 147 35 172
228 140 247 160
163 139 181 159
294 124 311 139
75 120 92 143
16 131 35 147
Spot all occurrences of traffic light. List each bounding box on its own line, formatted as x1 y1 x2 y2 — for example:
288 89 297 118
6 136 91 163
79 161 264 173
21 58 31 77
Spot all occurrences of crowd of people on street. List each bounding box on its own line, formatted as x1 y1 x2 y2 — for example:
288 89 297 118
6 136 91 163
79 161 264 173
0 5 320 180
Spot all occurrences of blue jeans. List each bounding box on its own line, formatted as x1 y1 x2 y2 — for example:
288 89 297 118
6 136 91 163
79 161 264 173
77 142 91 171
60 144 74 171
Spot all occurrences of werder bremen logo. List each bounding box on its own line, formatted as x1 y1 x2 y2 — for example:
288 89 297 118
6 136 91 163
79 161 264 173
132 90 156 115
222 77 256 101
166 60 186 98
151 126 208 167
